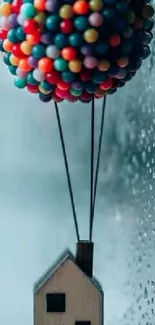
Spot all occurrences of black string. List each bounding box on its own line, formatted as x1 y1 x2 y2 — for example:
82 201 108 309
89 96 95 242
89 96 107 242
54 101 80 242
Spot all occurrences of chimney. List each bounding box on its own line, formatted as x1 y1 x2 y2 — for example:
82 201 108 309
76 241 94 278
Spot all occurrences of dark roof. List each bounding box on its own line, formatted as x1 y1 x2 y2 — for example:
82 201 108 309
34 249 103 294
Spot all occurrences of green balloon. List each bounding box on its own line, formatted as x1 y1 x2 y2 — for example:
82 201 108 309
70 88 83 97
7 29 18 43
16 27 26 41
45 15 60 30
54 58 68 72
0 40 4 52
14 77 27 89
21 3 36 18
32 44 46 59
74 16 89 31
69 33 83 47
54 34 68 49
22 0 33 3
61 71 75 82
40 81 54 91
3 53 11 66
27 72 39 85
8 65 17 75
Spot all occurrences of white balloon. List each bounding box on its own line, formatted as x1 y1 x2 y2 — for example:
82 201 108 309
17 14 26 26
46 45 60 59
33 69 45 82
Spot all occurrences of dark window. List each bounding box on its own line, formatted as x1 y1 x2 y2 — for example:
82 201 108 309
46 293 66 312
75 320 91 325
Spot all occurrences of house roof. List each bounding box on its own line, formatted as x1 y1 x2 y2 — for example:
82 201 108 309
34 249 103 294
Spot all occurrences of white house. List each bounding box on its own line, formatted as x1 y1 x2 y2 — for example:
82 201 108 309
34 241 104 325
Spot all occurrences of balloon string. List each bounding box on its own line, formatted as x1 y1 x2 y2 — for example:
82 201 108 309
89 96 95 242
89 96 107 242
54 101 80 242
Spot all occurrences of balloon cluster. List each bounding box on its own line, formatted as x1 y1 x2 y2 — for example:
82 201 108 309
0 0 154 103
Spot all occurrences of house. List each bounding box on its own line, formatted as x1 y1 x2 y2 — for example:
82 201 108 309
34 241 104 325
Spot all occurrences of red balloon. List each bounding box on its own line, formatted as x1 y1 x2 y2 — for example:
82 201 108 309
23 19 39 34
57 80 70 90
80 69 92 81
12 44 25 58
60 19 73 34
27 84 39 93
46 71 60 84
100 78 112 90
11 0 22 14
55 88 69 99
66 93 78 102
52 90 64 102
109 34 121 47
80 92 92 101
0 29 8 40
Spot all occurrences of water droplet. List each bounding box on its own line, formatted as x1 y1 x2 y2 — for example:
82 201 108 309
144 287 148 299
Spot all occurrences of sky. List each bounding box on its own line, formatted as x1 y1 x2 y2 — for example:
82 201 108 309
0 46 155 325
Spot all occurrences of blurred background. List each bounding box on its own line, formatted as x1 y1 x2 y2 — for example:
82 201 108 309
0 26 155 325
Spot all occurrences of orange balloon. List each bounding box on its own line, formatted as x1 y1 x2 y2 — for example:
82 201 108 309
26 31 40 45
38 57 53 73
68 60 82 73
19 58 32 72
3 39 13 52
73 0 89 14
61 47 77 61
34 0 46 11
0 2 11 17
20 41 32 55
10 54 20 66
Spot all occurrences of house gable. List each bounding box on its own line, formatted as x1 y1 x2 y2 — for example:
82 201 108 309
34 249 103 295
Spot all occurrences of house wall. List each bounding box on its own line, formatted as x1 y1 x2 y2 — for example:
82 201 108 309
34 258 103 325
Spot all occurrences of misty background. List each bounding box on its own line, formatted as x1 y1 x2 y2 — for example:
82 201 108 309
0 30 155 325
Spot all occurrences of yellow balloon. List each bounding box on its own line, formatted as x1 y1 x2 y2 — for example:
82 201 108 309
98 60 110 72
84 29 99 43
39 86 51 95
21 41 32 55
34 12 46 25
68 60 82 73
117 57 129 68
89 0 103 11
59 5 73 19
10 54 20 66
0 2 11 17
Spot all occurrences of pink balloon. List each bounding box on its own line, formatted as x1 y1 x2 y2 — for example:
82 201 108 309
84 56 98 69
89 13 103 27
16 68 27 78
0 17 11 29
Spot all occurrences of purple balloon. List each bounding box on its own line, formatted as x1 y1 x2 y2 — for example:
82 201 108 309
45 0 58 12
8 14 18 28
41 33 51 45
81 45 94 56
28 56 38 68
72 82 83 90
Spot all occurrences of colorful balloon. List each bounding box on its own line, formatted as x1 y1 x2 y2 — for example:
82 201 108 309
0 0 154 102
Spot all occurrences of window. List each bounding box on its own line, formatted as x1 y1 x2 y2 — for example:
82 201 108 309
75 320 91 325
46 293 66 312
